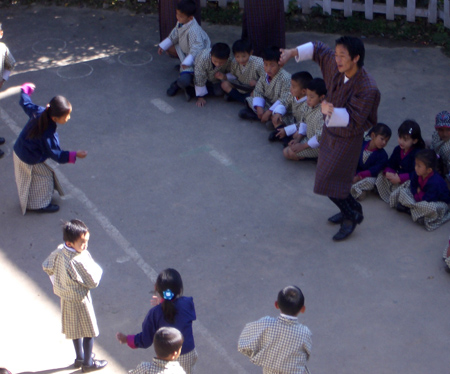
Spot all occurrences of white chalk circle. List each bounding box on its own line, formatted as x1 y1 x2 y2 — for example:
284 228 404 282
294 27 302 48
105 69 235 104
57 63 94 79
32 38 67 55
118 50 153 66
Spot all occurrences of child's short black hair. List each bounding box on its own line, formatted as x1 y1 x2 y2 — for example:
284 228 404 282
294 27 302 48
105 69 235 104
415 149 437 171
176 0 197 17
369 123 392 139
63 219 89 243
154 327 184 359
262 46 281 63
398 119 426 149
307 78 327 97
277 285 304 316
0 368 12 374
291 71 313 90
335 36 365 68
211 42 231 60
232 39 253 54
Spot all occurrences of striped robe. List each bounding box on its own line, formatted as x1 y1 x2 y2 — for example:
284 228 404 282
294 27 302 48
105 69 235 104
158 0 201 41
0 41 16 80
312 41 380 198
194 48 232 87
228 55 265 92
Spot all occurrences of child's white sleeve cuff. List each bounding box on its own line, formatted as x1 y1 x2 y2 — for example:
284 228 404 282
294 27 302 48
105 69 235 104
325 108 349 127
253 97 265 109
49 275 55 285
182 54 194 66
195 86 208 97
269 100 281 112
285 124 297 136
273 105 286 115
226 73 237 80
2 70 10 81
307 135 320 148
159 38 173 50
295 42 314 63
299 122 307 135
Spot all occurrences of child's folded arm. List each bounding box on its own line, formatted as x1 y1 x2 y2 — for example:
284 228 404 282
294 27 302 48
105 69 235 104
307 136 320 148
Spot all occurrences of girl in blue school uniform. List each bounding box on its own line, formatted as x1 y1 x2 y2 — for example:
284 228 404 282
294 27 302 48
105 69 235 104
392 149 450 231
375 120 425 204
350 123 392 200
116 268 197 374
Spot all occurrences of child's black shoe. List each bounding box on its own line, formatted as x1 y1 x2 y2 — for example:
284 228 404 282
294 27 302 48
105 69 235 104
166 81 179 97
396 203 411 215
268 130 279 142
239 107 258 121
82 359 108 373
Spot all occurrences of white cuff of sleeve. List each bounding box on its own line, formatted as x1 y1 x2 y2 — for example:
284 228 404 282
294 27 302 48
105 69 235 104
159 38 173 50
2 70 10 81
253 97 265 109
182 54 194 66
294 42 314 62
325 108 349 127
307 135 320 148
299 122 307 135
273 105 286 115
226 73 237 80
284 124 297 136
195 86 208 97
269 100 281 112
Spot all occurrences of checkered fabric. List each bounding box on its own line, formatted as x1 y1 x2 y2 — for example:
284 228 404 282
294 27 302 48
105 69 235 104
238 315 311 374
303 104 324 142
13 152 64 215
194 49 232 86
375 173 410 204
176 349 198 374
362 149 372 163
0 42 15 79
43 245 103 339
130 358 186 374
295 138 319 159
168 18 210 73
443 241 450 269
229 56 265 92
351 177 376 199
389 186 450 231
431 131 450 176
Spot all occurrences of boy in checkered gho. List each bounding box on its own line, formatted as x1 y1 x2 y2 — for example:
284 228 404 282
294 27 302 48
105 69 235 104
238 286 312 374
42 219 107 373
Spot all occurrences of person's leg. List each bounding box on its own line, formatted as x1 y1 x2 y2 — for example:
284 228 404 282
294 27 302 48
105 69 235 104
283 146 301 161
212 82 225 97
329 196 363 241
73 339 84 361
176 73 193 90
227 88 249 103
83 338 94 366
239 102 258 121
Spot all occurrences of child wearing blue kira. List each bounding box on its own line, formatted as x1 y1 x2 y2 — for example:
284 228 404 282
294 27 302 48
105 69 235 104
375 120 425 204
392 149 450 231
349 123 391 201
117 269 197 374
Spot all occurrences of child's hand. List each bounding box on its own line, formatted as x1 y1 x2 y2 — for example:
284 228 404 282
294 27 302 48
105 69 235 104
256 107 264 119
288 138 298 146
272 113 282 127
181 65 188 70
249 79 257 87
276 128 286 139
321 100 334 116
214 72 225 80
157 47 164 55
261 110 272 123
76 150 88 159
290 142 308 153
353 175 362 184
292 132 301 140
196 97 206 107
116 332 127 344
150 295 161 306
386 172 401 184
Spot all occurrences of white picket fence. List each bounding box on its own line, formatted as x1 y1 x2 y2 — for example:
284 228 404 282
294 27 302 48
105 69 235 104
200 0 450 29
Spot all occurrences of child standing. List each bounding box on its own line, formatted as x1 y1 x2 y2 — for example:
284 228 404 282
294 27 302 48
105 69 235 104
158 0 210 100
239 46 291 126
350 123 391 201
375 120 425 204
392 149 450 230
42 220 107 373
216 39 264 104
129 327 186 374
282 78 327 159
13 83 87 214
430 111 450 182
0 22 16 159
116 268 197 374
238 285 312 374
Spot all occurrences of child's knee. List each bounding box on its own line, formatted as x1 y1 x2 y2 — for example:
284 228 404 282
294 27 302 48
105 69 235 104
221 81 232 93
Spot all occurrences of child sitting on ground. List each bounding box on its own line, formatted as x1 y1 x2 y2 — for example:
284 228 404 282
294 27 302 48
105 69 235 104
375 120 425 204
350 123 391 200
269 71 312 144
392 149 450 231
194 42 232 107
215 39 264 103
430 110 450 183
239 46 291 126
238 285 312 374
282 78 327 159
130 327 186 374
158 0 210 101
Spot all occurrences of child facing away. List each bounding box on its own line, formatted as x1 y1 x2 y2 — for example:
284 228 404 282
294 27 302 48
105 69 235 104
129 327 186 374
215 39 265 104
239 46 292 126
238 286 312 374
282 78 327 160
350 123 391 200
158 0 210 101
375 120 425 204
0 22 16 159
42 219 107 373
194 42 232 107
392 149 450 231
117 268 197 374
430 110 450 183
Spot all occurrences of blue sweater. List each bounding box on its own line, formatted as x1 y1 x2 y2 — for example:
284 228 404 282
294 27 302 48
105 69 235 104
386 145 420 174
134 296 196 354
356 140 389 177
13 92 71 165
410 171 450 203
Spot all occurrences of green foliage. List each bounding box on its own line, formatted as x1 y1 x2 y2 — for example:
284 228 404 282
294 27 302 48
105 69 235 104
201 1 242 25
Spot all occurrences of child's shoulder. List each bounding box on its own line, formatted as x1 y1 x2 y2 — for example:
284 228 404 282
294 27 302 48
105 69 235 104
278 68 291 80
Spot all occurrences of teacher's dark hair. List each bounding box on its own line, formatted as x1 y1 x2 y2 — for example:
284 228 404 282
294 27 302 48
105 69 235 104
335 36 365 68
